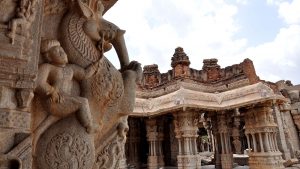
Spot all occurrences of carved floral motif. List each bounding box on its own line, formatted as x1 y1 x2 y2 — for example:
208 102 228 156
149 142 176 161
45 132 92 169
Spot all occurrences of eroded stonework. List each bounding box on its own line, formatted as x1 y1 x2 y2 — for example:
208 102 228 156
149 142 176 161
0 0 141 169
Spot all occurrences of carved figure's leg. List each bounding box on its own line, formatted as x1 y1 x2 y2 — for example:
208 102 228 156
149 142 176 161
72 97 98 133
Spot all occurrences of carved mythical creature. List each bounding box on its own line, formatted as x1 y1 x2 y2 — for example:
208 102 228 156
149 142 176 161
60 0 130 69
34 0 141 168
59 0 141 137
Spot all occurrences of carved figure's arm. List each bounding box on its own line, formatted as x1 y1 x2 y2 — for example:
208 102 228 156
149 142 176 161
35 64 54 96
71 61 99 81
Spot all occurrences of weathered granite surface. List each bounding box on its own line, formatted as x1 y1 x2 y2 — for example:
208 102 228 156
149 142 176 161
0 0 141 168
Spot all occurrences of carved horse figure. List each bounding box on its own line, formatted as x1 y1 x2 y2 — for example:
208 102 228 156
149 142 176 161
59 0 141 166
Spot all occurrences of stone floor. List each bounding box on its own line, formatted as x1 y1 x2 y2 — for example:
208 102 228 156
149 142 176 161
160 166 249 169
201 165 249 169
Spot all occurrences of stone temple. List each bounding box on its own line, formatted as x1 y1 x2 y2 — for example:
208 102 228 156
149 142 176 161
126 47 300 169
0 0 299 169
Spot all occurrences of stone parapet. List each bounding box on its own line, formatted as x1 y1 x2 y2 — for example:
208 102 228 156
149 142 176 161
139 47 260 90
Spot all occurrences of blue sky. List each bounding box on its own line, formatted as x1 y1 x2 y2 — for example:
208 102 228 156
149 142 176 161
104 0 300 84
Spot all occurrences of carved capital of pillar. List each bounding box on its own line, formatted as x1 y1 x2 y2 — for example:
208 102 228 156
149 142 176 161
244 103 285 169
174 111 199 137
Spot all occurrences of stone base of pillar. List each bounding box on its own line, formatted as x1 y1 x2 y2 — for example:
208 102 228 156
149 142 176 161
248 152 284 169
148 156 159 169
221 154 233 169
158 155 165 167
177 155 200 169
282 150 291 160
196 155 202 169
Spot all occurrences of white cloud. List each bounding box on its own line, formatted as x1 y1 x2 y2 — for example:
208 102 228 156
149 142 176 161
105 0 243 70
266 0 300 25
238 25 300 83
278 0 300 24
236 0 249 5
266 0 286 5
103 0 300 84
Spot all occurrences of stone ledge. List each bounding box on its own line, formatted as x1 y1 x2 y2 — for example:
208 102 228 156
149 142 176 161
133 82 286 117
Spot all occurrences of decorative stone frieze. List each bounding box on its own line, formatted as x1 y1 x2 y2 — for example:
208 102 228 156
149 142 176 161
134 82 286 116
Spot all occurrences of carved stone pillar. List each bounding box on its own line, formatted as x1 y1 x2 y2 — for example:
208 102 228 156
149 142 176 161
126 118 141 168
173 111 201 169
280 103 300 157
273 103 291 159
211 114 221 169
232 109 242 154
203 118 214 152
170 120 179 165
0 0 43 168
244 103 284 169
218 112 233 169
146 118 164 169
293 114 300 138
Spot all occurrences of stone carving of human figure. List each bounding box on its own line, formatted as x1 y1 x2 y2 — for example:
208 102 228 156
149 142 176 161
7 0 37 44
35 39 100 133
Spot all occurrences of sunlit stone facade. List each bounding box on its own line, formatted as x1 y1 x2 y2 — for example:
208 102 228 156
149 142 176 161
126 47 300 169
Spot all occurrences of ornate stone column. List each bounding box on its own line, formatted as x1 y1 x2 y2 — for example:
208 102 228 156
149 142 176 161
203 118 214 152
279 103 300 157
0 1 43 168
146 118 164 169
157 119 165 167
273 102 291 159
211 114 221 169
218 112 233 169
170 120 179 165
273 103 291 160
126 118 141 168
173 111 200 169
232 109 242 154
244 103 284 169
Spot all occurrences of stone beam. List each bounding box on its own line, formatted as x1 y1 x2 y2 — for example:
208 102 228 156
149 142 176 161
133 82 286 117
